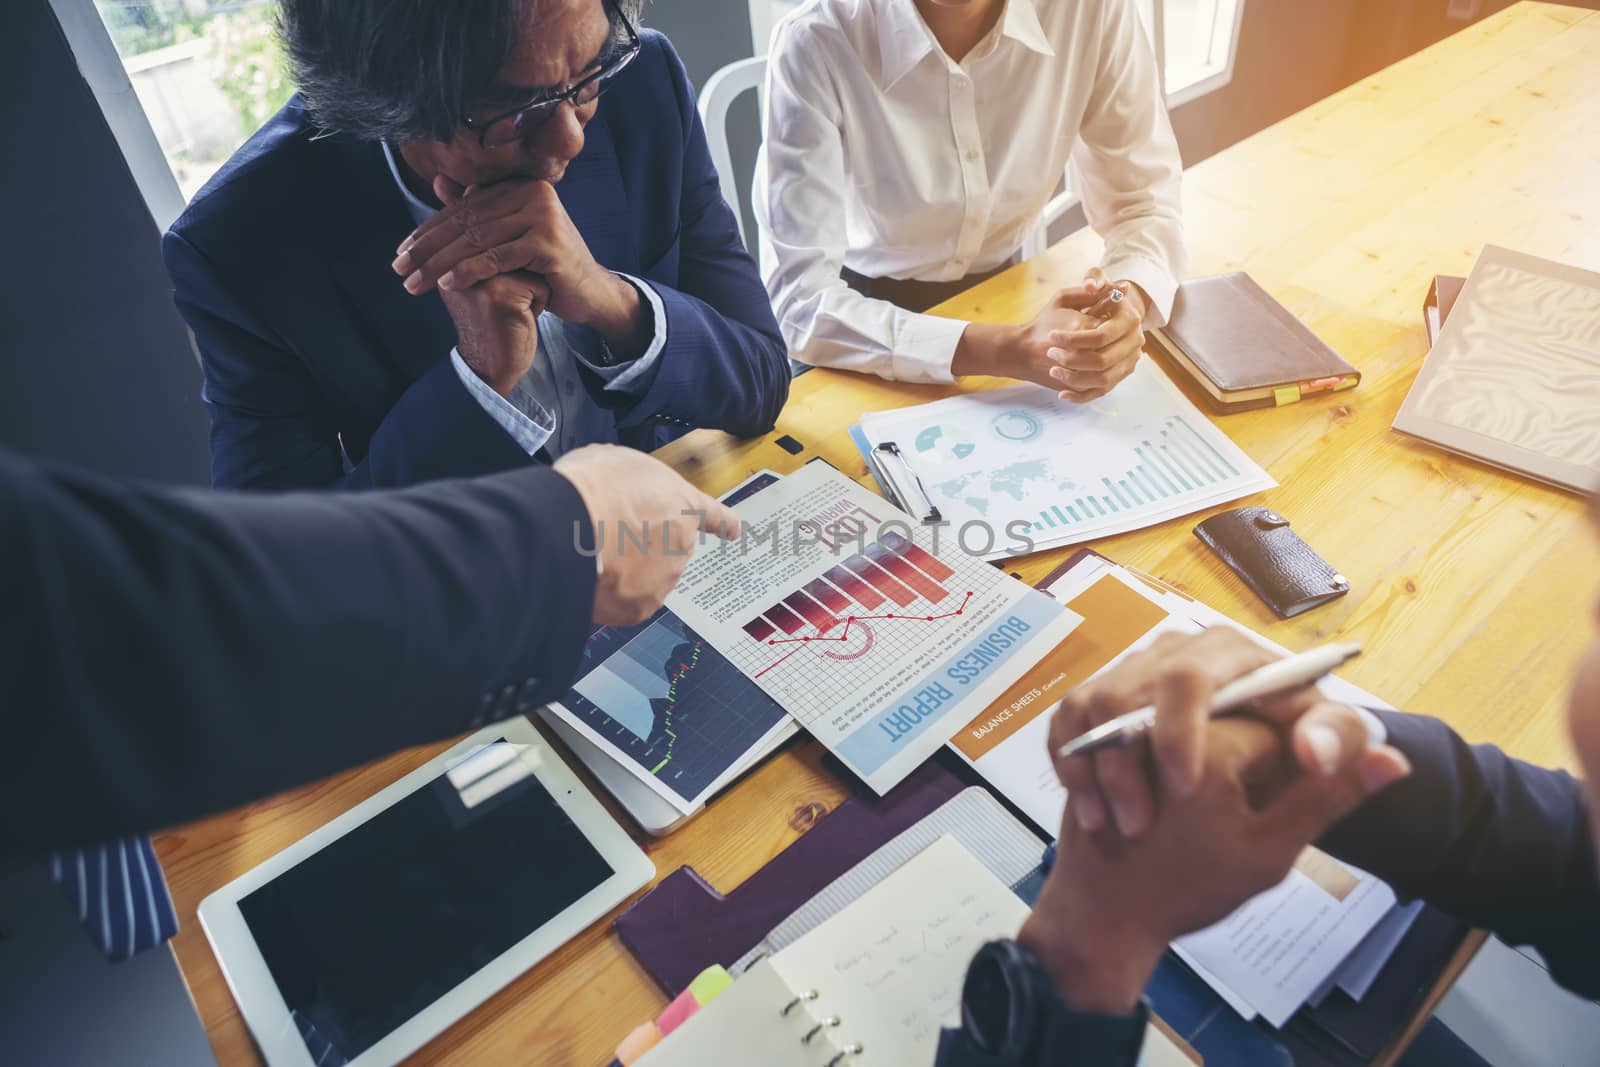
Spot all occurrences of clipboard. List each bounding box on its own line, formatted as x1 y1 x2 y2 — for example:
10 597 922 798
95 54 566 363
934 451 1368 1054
849 424 942 523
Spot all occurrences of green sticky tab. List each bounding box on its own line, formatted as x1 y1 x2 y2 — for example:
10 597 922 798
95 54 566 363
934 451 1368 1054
1273 386 1301 406
688 965 734 1006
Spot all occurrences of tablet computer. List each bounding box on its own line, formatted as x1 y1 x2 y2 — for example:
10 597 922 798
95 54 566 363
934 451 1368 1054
198 719 652 1067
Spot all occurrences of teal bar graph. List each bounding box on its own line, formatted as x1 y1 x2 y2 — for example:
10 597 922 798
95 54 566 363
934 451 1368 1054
1136 463 1170 498
1002 416 1250 542
1144 441 1192 491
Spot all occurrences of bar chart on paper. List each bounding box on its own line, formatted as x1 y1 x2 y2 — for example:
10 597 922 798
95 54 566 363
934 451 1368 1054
1029 415 1243 534
666 462 1080 795
857 362 1275 557
733 532 981 719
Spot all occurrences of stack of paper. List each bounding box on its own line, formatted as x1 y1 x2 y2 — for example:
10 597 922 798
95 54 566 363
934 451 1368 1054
946 552 1416 1026
857 361 1276 561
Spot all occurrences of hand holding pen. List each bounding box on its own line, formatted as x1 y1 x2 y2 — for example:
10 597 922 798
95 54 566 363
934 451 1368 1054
1044 267 1148 404
1044 629 1411 838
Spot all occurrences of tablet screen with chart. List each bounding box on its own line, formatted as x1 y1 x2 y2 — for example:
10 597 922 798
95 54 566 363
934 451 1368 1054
548 472 792 814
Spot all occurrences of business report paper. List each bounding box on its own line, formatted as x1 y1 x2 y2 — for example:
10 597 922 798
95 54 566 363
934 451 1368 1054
666 462 1080 795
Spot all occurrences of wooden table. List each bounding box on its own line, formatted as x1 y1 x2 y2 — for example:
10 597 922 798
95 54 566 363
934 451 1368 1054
159 4 1600 1064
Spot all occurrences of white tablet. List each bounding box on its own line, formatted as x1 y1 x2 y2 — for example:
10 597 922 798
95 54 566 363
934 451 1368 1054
198 719 653 1067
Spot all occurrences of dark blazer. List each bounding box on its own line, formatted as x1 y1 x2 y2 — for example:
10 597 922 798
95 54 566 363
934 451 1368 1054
933 710 1600 1067
1322 709 1600 998
164 31 789 491
0 449 596 861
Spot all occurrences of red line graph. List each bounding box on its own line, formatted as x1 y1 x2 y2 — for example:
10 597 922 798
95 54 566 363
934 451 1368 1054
763 591 974 647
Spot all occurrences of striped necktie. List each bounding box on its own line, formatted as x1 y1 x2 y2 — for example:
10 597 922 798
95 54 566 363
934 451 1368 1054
50 836 179 962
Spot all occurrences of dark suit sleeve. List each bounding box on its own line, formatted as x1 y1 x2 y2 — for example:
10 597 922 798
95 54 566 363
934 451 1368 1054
1319 710 1600 997
600 38 791 440
164 230 533 491
0 450 595 861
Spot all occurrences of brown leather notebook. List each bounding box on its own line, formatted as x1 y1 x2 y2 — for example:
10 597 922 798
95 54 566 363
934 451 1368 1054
1147 272 1360 414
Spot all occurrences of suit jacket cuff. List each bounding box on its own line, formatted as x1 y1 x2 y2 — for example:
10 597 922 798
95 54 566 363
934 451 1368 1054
567 274 669 394
367 356 538 486
465 469 598 729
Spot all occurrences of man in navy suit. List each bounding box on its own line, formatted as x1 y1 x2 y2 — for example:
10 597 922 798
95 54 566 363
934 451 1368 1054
164 0 789 491
1 442 737 857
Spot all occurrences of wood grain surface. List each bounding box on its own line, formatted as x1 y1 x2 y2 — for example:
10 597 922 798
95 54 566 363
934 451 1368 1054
157 5 1600 1064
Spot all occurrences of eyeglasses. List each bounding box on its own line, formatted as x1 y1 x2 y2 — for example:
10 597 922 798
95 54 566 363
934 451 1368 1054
464 1 641 151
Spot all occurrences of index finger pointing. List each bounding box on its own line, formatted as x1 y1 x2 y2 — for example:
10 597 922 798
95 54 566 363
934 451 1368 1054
694 498 741 541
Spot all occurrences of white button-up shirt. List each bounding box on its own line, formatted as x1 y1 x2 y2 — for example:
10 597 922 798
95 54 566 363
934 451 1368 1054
755 0 1186 383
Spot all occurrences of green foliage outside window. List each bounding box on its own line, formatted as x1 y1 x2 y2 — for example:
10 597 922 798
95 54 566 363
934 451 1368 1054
205 11 293 135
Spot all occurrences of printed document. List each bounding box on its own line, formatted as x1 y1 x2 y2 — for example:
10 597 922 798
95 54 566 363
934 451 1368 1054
666 462 1080 794
858 362 1276 559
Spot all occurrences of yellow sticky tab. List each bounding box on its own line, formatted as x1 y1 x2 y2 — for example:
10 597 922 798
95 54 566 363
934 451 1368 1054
1332 375 1359 392
1273 386 1301 406
688 964 734 1006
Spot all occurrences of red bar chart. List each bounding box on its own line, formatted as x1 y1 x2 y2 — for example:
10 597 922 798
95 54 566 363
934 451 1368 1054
741 536 956 643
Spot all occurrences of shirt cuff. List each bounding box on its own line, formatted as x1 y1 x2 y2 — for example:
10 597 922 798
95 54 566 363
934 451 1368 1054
571 273 668 393
1357 706 1389 747
1101 255 1180 330
892 310 970 384
450 348 554 457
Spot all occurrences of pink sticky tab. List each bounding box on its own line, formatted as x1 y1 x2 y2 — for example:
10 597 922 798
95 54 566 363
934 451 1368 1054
656 987 701 1036
615 1021 661 1065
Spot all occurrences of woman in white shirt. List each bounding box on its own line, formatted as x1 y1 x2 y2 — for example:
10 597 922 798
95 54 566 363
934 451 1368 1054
755 0 1186 402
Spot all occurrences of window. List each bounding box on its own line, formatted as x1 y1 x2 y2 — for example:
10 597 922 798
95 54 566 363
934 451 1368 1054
1153 0 1247 106
88 0 292 201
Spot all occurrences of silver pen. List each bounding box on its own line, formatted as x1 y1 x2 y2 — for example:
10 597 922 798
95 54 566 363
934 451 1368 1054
1056 642 1363 758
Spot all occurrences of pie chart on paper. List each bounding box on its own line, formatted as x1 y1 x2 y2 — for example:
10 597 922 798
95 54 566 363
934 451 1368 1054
913 424 977 464
992 409 1043 443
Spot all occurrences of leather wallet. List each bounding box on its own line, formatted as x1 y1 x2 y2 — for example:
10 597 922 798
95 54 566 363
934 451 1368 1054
1193 507 1349 618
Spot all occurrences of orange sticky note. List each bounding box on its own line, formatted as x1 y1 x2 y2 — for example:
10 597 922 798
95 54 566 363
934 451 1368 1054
615 1020 661 1065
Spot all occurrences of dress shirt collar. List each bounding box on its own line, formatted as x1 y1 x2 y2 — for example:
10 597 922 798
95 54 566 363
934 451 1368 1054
877 0 1054 90
999 0 1055 59
876 0 938 90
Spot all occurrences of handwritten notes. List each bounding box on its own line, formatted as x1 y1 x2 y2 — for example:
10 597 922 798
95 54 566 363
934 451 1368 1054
768 836 1030 1064
639 836 1199 1066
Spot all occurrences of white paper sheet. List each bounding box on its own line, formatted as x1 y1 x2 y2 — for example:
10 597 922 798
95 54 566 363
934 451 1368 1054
858 362 1276 560
1174 855 1396 1027
666 462 1079 794
1337 899 1425 1002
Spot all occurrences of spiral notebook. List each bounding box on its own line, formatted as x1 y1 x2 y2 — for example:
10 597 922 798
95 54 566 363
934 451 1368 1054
636 836 1194 1066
